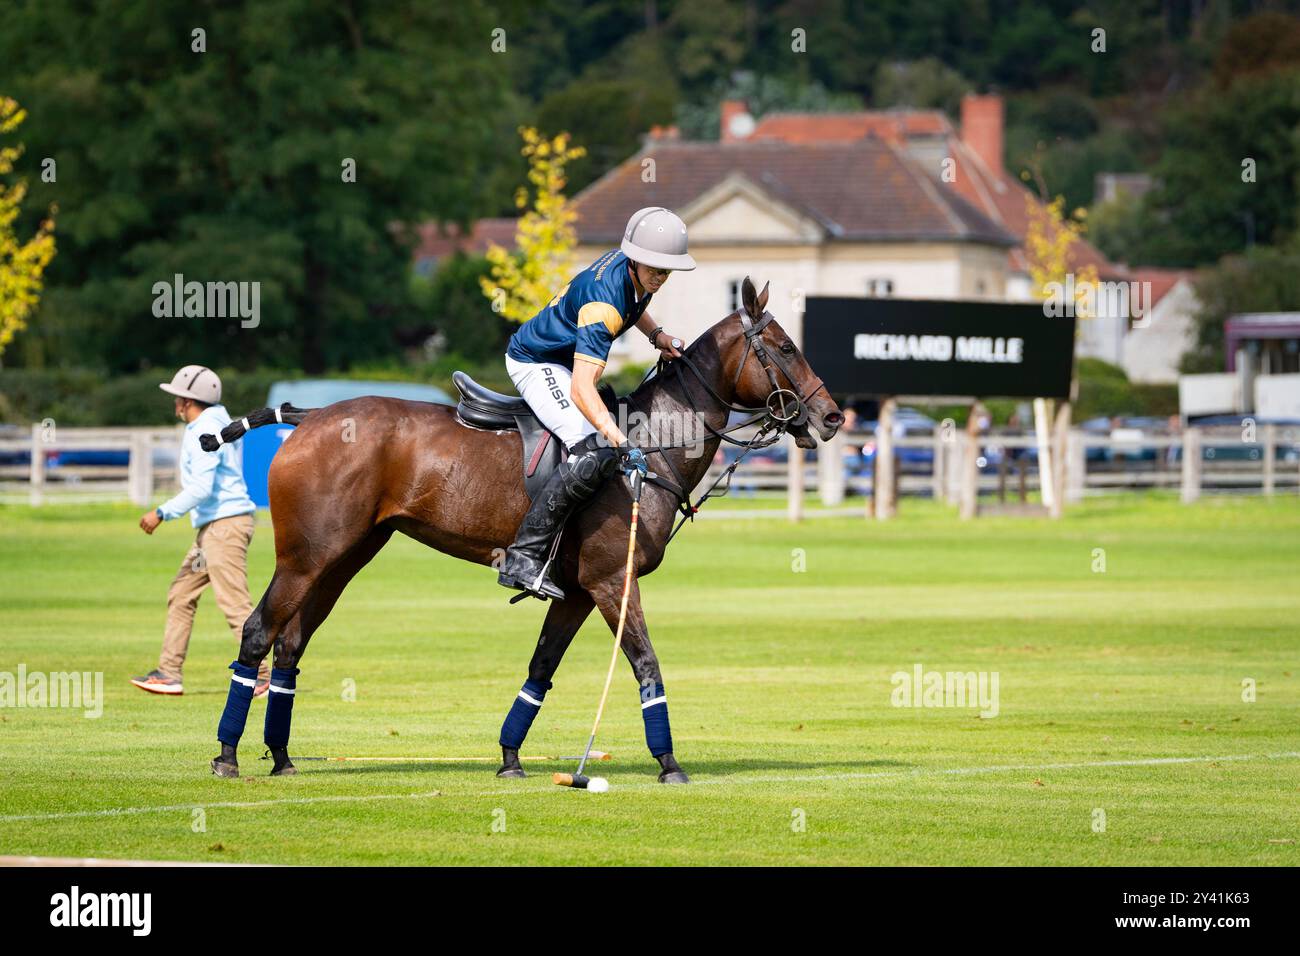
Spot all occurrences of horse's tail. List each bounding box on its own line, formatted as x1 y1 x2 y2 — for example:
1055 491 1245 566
199 403 314 452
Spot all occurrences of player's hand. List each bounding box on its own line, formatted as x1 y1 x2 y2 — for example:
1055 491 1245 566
139 510 162 535
654 332 684 359
621 446 649 476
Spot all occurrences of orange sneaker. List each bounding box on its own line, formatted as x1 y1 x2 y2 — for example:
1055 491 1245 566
130 670 183 695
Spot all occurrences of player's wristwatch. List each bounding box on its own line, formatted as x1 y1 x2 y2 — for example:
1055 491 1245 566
648 326 665 349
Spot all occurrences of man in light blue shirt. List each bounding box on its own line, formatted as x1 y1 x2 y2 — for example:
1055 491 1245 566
131 366 268 697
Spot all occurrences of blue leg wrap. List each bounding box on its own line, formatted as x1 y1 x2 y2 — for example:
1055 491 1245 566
499 678 551 749
640 681 672 756
217 661 259 746
263 667 299 748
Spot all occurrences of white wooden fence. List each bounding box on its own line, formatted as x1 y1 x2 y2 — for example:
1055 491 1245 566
696 424 1300 520
0 425 183 506
2 423 1296 516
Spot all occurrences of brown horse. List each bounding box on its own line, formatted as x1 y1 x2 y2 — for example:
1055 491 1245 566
205 278 843 782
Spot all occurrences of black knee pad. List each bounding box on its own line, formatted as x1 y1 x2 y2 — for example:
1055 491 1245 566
563 435 619 495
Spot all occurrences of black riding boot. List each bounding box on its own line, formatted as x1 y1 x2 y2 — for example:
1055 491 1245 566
498 435 620 600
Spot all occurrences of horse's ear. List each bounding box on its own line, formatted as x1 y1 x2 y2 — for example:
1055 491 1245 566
741 277 758 318
757 281 770 313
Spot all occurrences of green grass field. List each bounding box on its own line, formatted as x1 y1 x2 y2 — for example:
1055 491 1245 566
2 495 1297 865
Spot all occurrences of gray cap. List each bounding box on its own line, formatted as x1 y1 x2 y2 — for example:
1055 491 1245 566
621 207 696 271
159 365 222 404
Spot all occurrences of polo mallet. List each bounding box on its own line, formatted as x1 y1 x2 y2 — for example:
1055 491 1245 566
554 466 649 792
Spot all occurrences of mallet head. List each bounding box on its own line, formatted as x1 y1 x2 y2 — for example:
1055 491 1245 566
553 772 590 789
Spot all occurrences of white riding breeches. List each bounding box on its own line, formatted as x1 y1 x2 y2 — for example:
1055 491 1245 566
505 355 598 450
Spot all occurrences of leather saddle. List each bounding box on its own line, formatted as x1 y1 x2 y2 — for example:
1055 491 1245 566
452 370 621 501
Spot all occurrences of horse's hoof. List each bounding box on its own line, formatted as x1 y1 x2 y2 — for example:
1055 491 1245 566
658 770 690 784
210 757 239 779
270 762 297 776
496 765 527 779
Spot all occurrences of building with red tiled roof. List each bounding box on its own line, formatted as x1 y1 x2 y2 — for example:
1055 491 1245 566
414 95 1195 381
608 94 1191 382
567 122 1019 367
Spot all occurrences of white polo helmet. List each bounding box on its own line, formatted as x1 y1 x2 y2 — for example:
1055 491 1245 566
159 365 222 404
621 207 696 271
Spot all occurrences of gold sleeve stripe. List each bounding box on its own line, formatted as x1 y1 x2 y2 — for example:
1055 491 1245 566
573 352 607 369
577 301 623 336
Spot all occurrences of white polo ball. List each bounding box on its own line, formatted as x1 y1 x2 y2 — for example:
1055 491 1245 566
587 777 609 793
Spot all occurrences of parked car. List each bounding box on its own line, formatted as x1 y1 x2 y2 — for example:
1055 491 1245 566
267 379 453 408
1174 415 1300 463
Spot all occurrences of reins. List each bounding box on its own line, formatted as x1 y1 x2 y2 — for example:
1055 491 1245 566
624 309 828 544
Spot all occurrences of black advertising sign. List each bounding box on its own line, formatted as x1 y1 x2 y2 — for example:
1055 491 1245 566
801 297 1077 399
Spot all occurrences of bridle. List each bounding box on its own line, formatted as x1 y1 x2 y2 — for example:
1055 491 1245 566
634 308 831 542
658 308 828 449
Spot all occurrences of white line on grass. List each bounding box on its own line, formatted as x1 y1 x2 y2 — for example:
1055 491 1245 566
0 790 442 824
3 752 1297 821
466 750 1300 797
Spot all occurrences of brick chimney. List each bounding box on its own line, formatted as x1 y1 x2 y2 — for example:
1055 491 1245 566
720 99 754 142
961 93 1004 173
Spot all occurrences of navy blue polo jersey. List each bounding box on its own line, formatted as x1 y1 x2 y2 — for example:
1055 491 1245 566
506 250 652 369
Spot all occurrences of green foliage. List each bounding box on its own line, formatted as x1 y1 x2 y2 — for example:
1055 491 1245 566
0 366 292 425
872 58 971 115
410 254 514 364
1074 358 1177 419
1005 91 1137 215
535 75 676 195
1087 192 1148 266
1129 69 1300 267
675 72 862 141
0 0 514 374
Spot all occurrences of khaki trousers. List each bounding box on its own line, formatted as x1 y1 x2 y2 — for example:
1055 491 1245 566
158 513 268 682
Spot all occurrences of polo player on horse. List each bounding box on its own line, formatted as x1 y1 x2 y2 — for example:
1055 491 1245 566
496 207 696 601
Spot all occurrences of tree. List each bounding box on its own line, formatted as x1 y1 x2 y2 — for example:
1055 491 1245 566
1024 191 1098 518
480 128 585 325
873 58 971 115
0 97 56 360
411 253 513 364
675 72 861 141
0 1 514 373
1131 68 1300 267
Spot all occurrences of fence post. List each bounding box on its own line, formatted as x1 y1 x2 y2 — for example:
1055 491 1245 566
1262 423 1276 497
1181 427 1201 504
127 432 153 506
959 428 979 520
1033 397 1056 512
29 422 45 507
1066 430 1085 503
931 429 945 501
787 433 804 522
944 430 961 505
875 398 897 520
818 429 845 506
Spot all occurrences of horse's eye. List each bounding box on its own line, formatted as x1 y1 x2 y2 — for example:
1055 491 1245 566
780 342 795 354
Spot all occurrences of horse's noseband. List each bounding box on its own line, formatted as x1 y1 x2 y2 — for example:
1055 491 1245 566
736 310 824 430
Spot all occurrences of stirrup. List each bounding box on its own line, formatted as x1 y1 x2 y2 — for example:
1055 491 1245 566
502 558 564 602
501 529 566 603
